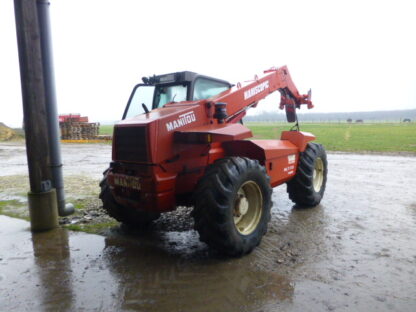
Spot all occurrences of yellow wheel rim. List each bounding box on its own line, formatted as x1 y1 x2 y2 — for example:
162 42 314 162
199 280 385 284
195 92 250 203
313 157 324 192
233 181 263 235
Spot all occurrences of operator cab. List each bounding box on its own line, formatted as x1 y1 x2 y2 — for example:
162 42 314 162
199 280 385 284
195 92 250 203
123 71 232 119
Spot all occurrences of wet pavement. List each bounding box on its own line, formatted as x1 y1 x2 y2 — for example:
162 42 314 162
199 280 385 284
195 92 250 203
1 142 416 311
0 142 111 179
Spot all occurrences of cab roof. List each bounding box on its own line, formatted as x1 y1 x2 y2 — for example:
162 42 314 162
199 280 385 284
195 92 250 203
142 71 232 87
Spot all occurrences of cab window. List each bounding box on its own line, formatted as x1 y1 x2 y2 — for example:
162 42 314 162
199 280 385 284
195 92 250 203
193 78 230 101
124 85 155 119
154 84 188 108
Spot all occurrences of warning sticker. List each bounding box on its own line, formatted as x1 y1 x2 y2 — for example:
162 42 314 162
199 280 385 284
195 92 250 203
288 154 296 164
283 165 295 175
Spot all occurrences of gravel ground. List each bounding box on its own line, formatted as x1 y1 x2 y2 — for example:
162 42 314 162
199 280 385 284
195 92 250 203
1 141 416 311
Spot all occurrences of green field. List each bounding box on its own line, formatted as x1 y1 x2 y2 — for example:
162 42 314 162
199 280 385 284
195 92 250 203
99 125 114 135
248 122 416 153
100 122 416 153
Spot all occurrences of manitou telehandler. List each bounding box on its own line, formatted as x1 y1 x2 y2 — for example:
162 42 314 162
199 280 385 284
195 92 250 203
100 66 328 256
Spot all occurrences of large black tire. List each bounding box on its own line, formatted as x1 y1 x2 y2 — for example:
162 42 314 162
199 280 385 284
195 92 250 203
99 173 160 228
287 143 328 207
192 157 272 257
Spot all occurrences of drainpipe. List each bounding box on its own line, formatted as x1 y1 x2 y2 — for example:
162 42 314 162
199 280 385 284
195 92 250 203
36 0 74 216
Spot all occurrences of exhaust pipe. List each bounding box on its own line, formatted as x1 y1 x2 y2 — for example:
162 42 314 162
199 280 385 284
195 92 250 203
36 0 74 216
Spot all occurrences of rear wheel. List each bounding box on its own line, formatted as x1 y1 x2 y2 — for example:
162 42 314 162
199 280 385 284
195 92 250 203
99 172 160 228
287 143 328 207
192 157 272 257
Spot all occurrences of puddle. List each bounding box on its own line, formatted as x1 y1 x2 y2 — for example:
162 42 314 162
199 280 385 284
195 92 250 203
0 216 293 311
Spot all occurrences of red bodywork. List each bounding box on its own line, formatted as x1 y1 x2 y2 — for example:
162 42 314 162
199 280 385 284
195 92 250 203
108 66 315 212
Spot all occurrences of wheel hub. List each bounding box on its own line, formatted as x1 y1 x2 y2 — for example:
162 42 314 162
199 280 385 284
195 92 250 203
233 181 263 235
313 157 324 192
234 194 249 217
238 197 249 215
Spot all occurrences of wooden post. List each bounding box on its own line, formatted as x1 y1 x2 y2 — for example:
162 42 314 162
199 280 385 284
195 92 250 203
14 0 58 231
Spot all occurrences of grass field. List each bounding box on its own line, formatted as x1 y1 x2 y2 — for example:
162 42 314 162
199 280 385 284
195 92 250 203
100 122 416 153
99 125 114 135
249 122 416 153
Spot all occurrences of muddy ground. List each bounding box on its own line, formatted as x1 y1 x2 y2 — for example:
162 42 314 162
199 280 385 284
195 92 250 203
1 141 416 311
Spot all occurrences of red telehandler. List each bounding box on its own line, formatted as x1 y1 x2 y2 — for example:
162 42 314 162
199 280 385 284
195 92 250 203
100 66 328 256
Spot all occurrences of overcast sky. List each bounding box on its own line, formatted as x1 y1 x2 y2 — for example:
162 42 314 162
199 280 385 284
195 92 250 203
1 0 415 127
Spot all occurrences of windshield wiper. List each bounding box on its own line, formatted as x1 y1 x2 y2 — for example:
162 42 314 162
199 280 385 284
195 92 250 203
142 103 150 114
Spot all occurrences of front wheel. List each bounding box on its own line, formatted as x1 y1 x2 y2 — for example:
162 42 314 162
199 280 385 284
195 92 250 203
287 143 328 207
192 157 272 257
